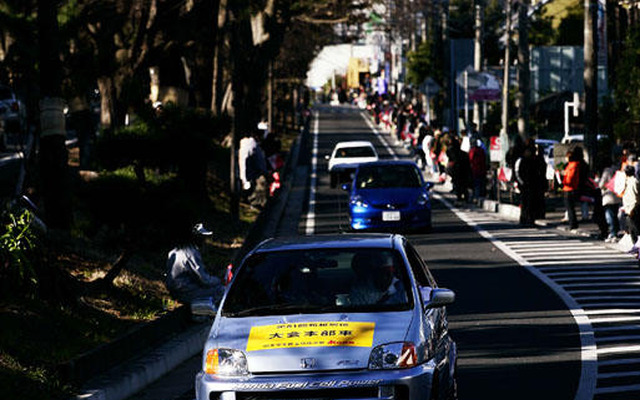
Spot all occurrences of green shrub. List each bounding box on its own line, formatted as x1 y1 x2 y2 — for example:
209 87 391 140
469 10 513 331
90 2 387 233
0 207 44 299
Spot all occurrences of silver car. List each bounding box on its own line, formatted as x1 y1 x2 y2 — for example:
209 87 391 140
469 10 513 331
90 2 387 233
194 234 458 400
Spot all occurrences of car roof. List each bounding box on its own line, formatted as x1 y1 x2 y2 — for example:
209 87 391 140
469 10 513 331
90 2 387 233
253 234 401 253
333 141 375 149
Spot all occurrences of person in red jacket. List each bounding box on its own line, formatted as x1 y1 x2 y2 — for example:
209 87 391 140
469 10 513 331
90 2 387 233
469 138 487 204
562 148 582 230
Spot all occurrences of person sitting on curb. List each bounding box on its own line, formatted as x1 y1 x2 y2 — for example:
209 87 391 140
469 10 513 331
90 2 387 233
165 223 225 307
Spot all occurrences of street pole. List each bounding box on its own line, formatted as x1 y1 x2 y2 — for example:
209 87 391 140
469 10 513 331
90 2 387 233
268 60 273 133
500 0 512 166
516 0 530 142
473 0 484 129
441 0 452 129
464 70 469 126
584 0 598 167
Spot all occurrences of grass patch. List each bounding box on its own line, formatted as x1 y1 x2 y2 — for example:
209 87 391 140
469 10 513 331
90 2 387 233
0 124 299 399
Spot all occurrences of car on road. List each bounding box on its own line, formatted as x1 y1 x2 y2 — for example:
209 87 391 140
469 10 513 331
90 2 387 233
0 84 26 134
325 140 379 188
343 160 433 232
193 234 457 400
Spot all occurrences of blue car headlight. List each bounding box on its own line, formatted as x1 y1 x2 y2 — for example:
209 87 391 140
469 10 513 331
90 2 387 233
416 193 429 206
351 195 369 208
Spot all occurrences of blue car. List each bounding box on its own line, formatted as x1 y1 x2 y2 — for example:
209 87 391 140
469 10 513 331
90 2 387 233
343 160 434 232
193 234 457 400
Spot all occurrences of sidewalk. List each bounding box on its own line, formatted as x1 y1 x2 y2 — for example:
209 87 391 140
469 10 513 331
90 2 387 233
432 177 614 244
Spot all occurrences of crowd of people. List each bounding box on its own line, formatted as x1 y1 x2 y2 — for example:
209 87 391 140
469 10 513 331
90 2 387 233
365 93 490 207
362 91 640 258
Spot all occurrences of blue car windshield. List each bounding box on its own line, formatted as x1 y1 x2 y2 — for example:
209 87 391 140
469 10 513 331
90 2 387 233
355 165 422 189
222 248 413 317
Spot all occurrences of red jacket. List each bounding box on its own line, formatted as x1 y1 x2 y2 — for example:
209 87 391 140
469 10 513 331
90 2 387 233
562 161 580 192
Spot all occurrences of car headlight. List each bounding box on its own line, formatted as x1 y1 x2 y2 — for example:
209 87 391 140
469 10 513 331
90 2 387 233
204 348 248 376
351 195 369 208
417 193 429 206
369 342 418 370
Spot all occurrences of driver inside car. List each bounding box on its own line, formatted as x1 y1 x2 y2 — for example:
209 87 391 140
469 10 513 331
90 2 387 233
348 251 407 306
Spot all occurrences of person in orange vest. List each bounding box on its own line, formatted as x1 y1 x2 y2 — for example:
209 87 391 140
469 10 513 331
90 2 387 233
562 149 582 231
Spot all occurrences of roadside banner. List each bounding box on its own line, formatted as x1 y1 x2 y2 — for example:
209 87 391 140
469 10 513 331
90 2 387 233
489 136 503 162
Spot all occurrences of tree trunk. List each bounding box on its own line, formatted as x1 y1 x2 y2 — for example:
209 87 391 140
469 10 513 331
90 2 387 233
38 0 72 230
97 76 114 131
584 0 598 166
211 0 227 115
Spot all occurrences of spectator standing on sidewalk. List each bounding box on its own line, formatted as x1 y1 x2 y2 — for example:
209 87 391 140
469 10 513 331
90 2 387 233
469 137 487 204
622 164 640 249
562 148 582 231
516 139 547 226
599 158 622 242
576 149 609 239
446 136 472 205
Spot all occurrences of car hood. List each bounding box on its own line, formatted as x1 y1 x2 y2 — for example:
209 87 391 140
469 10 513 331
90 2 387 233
355 188 425 207
211 311 413 373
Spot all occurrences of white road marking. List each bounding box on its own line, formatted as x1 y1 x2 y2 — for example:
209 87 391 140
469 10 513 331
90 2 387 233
433 194 597 400
304 111 319 235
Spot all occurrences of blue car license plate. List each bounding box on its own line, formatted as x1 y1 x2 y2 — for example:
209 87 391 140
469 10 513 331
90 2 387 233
382 211 401 221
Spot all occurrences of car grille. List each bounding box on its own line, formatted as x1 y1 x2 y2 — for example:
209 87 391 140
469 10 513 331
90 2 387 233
211 387 378 400
371 203 408 210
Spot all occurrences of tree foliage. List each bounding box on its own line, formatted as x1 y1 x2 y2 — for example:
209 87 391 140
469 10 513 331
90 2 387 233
614 29 640 139
406 38 443 86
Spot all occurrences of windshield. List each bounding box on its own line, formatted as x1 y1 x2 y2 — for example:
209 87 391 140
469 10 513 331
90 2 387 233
355 165 422 189
222 248 412 317
335 146 376 158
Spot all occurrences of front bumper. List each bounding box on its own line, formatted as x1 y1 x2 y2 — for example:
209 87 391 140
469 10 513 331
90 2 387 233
349 207 431 231
195 360 436 400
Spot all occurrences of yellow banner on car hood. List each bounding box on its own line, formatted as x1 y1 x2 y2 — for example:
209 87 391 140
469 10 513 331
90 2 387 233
246 321 375 352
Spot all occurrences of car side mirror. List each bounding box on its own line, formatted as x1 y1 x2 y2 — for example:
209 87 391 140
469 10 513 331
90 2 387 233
425 181 434 190
424 288 455 309
341 183 350 191
190 297 218 317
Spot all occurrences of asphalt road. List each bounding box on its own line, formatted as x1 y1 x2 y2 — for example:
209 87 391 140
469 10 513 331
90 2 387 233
127 104 583 400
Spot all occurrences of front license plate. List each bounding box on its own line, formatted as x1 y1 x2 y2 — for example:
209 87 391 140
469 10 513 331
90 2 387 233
382 211 401 221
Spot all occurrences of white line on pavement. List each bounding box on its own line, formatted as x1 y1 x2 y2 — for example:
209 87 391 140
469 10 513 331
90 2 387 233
304 111 319 235
432 193 597 400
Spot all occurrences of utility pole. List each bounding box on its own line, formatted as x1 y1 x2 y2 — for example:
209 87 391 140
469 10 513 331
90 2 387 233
584 0 598 167
442 0 452 130
516 0 530 141
500 0 512 165
473 0 484 130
